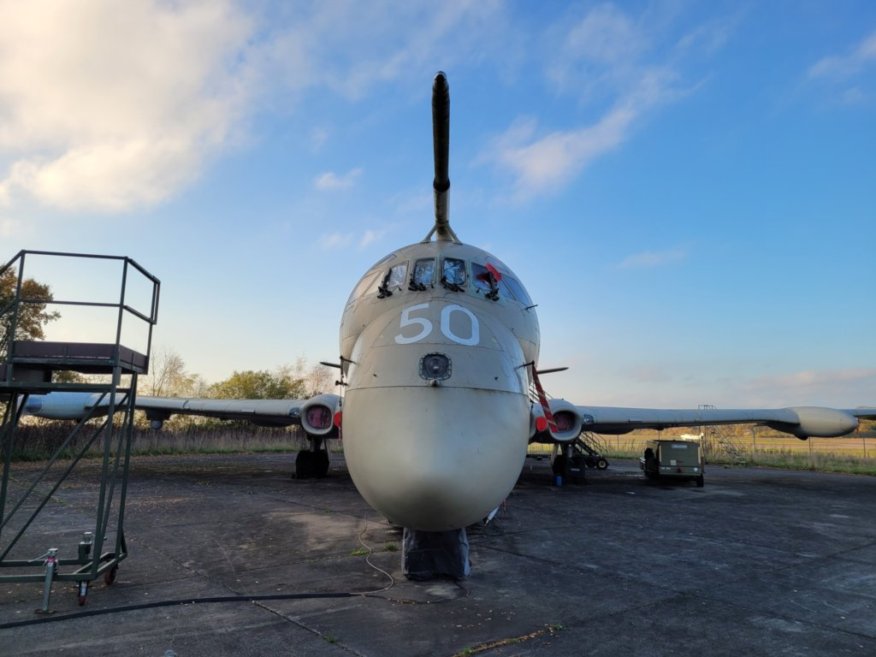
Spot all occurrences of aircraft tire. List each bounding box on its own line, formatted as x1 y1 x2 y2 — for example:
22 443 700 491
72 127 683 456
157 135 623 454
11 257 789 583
314 450 330 478
295 450 314 479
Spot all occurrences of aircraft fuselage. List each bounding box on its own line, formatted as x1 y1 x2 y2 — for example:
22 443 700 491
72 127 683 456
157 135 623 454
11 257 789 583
339 239 540 530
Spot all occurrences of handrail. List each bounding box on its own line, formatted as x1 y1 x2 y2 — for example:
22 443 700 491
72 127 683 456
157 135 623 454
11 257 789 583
0 250 160 379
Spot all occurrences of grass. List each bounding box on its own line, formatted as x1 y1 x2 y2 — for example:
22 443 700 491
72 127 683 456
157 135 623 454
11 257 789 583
742 451 876 476
4 421 307 462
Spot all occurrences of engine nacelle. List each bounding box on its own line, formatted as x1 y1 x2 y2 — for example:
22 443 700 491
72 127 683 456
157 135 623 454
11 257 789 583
529 398 582 443
768 406 859 440
300 394 342 439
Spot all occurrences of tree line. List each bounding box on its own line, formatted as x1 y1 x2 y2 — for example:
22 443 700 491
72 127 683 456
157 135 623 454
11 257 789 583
141 348 333 400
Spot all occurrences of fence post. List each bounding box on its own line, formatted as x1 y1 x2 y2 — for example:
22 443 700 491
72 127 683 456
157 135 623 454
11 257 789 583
750 426 758 464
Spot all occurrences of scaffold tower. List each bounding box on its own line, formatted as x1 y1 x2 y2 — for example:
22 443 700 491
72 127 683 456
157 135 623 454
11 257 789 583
0 250 159 610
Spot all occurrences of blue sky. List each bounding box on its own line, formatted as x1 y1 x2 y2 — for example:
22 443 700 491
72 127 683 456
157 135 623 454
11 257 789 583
1 1 874 408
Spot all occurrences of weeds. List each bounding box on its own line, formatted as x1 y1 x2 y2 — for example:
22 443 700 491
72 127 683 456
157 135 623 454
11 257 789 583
3 422 305 462
451 623 564 657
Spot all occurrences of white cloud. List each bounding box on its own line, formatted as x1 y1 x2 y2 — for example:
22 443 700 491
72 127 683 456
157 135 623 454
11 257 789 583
319 227 384 250
806 30 876 106
485 4 719 200
483 107 636 198
359 229 383 248
309 127 330 152
618 247 687 269
0 0 509 215
319 232 354 250
0 0 254 212
808 30 876 80
254 1 506 100
564 4 641 66
314 168 363 191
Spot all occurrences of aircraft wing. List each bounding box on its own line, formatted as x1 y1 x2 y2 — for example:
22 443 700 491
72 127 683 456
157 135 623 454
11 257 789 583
22 392 342 436
136 394 342 434
136 396 305 427
847 408 876 419
568 404 875 439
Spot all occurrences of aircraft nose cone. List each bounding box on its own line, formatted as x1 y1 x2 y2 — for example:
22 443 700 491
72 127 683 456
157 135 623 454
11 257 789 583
342 387 529 531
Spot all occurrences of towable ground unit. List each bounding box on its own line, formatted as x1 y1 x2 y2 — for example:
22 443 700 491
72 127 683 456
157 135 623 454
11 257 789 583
640 438 705 487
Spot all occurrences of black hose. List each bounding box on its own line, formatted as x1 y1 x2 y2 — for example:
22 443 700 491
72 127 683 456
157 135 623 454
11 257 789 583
0 591 354 630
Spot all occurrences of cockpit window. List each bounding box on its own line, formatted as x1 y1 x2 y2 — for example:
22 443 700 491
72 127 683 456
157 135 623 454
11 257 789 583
346 270 382 306
441 258 466 290
503 276 532 306
409 258 435 291
472 263 491 291
472 263 500 301
387 263 407 290
378 262 407 298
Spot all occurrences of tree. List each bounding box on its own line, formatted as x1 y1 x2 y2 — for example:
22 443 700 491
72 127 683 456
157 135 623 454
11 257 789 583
138 347 204 398
291 356 334 396
0 268 60 358
209 368 306 400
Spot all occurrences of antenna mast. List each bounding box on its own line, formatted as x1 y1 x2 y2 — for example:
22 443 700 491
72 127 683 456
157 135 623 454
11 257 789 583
423 71 460 243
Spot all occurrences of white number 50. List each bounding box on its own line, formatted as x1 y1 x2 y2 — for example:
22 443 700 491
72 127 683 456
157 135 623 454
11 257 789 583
394 303 479 346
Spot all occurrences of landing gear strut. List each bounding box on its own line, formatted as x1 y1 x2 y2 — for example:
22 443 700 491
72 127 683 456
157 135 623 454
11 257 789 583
402 528 471 580
551 443 587 484
295 438 330 479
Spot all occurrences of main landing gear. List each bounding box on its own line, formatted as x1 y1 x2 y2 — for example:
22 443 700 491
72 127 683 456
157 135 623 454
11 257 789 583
551 443 583 484
295 438 330 479
551 438 609 484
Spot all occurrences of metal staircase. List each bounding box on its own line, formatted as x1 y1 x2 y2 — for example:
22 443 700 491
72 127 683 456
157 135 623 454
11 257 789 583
698 404 748 465
0 250 159 610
